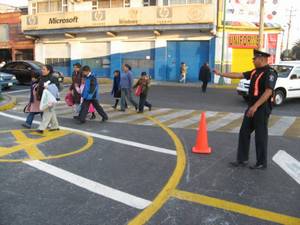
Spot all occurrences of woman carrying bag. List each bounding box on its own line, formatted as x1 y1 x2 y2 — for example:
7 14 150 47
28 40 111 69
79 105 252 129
134 72 152 113
22 73 43 129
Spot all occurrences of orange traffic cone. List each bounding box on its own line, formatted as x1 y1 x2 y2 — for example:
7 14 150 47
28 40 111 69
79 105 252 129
192 112 211 154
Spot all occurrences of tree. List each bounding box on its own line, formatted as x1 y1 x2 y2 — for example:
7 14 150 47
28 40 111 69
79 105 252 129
292 40 300 60
280 49 293 61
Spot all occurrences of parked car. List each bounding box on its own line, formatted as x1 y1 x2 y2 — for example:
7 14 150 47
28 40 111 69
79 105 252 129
237 61 300 106
0 61 64 85
0 72 17 90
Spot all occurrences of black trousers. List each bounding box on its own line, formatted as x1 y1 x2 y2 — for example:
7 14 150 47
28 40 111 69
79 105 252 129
237 105 270 166
202 81 208 92
79 99 108 122
139 94 151 112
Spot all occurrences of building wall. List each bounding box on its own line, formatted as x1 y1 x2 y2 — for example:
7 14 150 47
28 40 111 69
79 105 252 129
34 31 215 80
0 12 34 61
214 29 282 84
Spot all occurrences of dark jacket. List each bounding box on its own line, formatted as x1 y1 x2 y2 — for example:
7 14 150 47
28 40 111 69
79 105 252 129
111 75 121 98
82 73 98 100
69 71 82 104
37 74 59 101
199 65 211 82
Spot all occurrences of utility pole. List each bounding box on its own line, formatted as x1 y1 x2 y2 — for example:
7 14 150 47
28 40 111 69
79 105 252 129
219 0 227 85
258 0 264 50
286 7 296 50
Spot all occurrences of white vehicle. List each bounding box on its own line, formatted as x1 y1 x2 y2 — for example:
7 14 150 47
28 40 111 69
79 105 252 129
236 61 300 106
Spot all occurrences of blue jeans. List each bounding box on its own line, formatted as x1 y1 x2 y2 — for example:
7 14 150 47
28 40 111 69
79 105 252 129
25 112 42 127
121 88 137 111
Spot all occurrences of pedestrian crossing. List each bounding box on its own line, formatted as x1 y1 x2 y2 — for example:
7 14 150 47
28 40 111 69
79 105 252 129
13 100 300 138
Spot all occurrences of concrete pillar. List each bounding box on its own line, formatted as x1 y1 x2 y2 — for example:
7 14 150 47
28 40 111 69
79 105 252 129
154 39 167 81
110 40 122 79
67 41 82 76
34 42 45 63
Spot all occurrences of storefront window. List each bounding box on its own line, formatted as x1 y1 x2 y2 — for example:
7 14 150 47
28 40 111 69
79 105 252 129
37 0 63 13
163 0 211 5
144 0 157 6
0 25 9 42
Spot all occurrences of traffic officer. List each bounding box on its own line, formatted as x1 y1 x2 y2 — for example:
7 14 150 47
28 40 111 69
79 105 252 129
213 49 278 169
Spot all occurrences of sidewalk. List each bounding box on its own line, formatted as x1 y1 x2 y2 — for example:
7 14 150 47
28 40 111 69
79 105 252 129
63 77 237 90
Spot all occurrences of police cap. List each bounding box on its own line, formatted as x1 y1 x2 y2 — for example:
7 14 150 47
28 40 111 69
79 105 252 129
253 49 271 58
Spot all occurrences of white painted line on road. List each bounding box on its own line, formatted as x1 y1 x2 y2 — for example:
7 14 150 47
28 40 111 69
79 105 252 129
24 160 151 209
207 113 242 131
272 150 300 185
6 89 30 94
269 117 296 136
0 112 177 156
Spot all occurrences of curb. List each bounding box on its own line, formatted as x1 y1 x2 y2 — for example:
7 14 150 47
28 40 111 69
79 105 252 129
0 94 17 111
151 82 237 89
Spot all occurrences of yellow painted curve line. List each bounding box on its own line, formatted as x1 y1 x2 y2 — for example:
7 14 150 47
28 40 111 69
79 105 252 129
0 130 94 163
0 96 16 111
128 114 186 225
172 190 300 225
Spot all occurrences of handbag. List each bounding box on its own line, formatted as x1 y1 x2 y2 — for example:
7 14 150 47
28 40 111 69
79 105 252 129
135 85 142 96
23 103 30 113
65 92 74 106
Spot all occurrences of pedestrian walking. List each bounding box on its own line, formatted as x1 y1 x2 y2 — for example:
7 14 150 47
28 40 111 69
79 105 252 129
22 73 43 128
133 72 152 113
36 65 60 134
37 65 59 101
120 64 138 112
69 63 82 117
179 62 187 83
213 49 278 170
77 65 108 123
199 63 211 93
111 70 127 109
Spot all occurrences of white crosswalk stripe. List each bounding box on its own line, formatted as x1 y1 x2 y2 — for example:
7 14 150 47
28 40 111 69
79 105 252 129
169 111 217 128
12 98 299 137
269 116 296 136
207 113 243 131
140 110 195 126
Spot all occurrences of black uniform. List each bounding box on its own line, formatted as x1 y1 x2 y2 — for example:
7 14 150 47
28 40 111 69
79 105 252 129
236 65 278 167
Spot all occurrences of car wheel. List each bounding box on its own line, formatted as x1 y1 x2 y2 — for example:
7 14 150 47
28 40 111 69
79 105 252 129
274 90 285 106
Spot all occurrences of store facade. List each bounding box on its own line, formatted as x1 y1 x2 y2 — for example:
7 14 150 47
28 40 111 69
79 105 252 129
21 0 217 81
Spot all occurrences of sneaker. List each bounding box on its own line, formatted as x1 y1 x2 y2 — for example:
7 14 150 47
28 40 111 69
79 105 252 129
249 164 267 170
90 114 96 120
22 123 31 129
73 116 80 120
229 161 248 167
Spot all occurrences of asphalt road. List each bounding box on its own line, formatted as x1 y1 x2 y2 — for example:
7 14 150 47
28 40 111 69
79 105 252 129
0 83 299 225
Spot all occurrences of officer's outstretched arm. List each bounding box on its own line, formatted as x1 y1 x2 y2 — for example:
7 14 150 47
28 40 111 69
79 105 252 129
213 69 244 79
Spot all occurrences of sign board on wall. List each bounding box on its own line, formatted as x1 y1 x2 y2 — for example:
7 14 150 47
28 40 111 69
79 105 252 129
228 34 264 49
22 4 214 31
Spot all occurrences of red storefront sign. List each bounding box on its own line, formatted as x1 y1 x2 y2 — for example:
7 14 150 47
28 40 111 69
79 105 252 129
228 34 264 49
267 33 278 64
